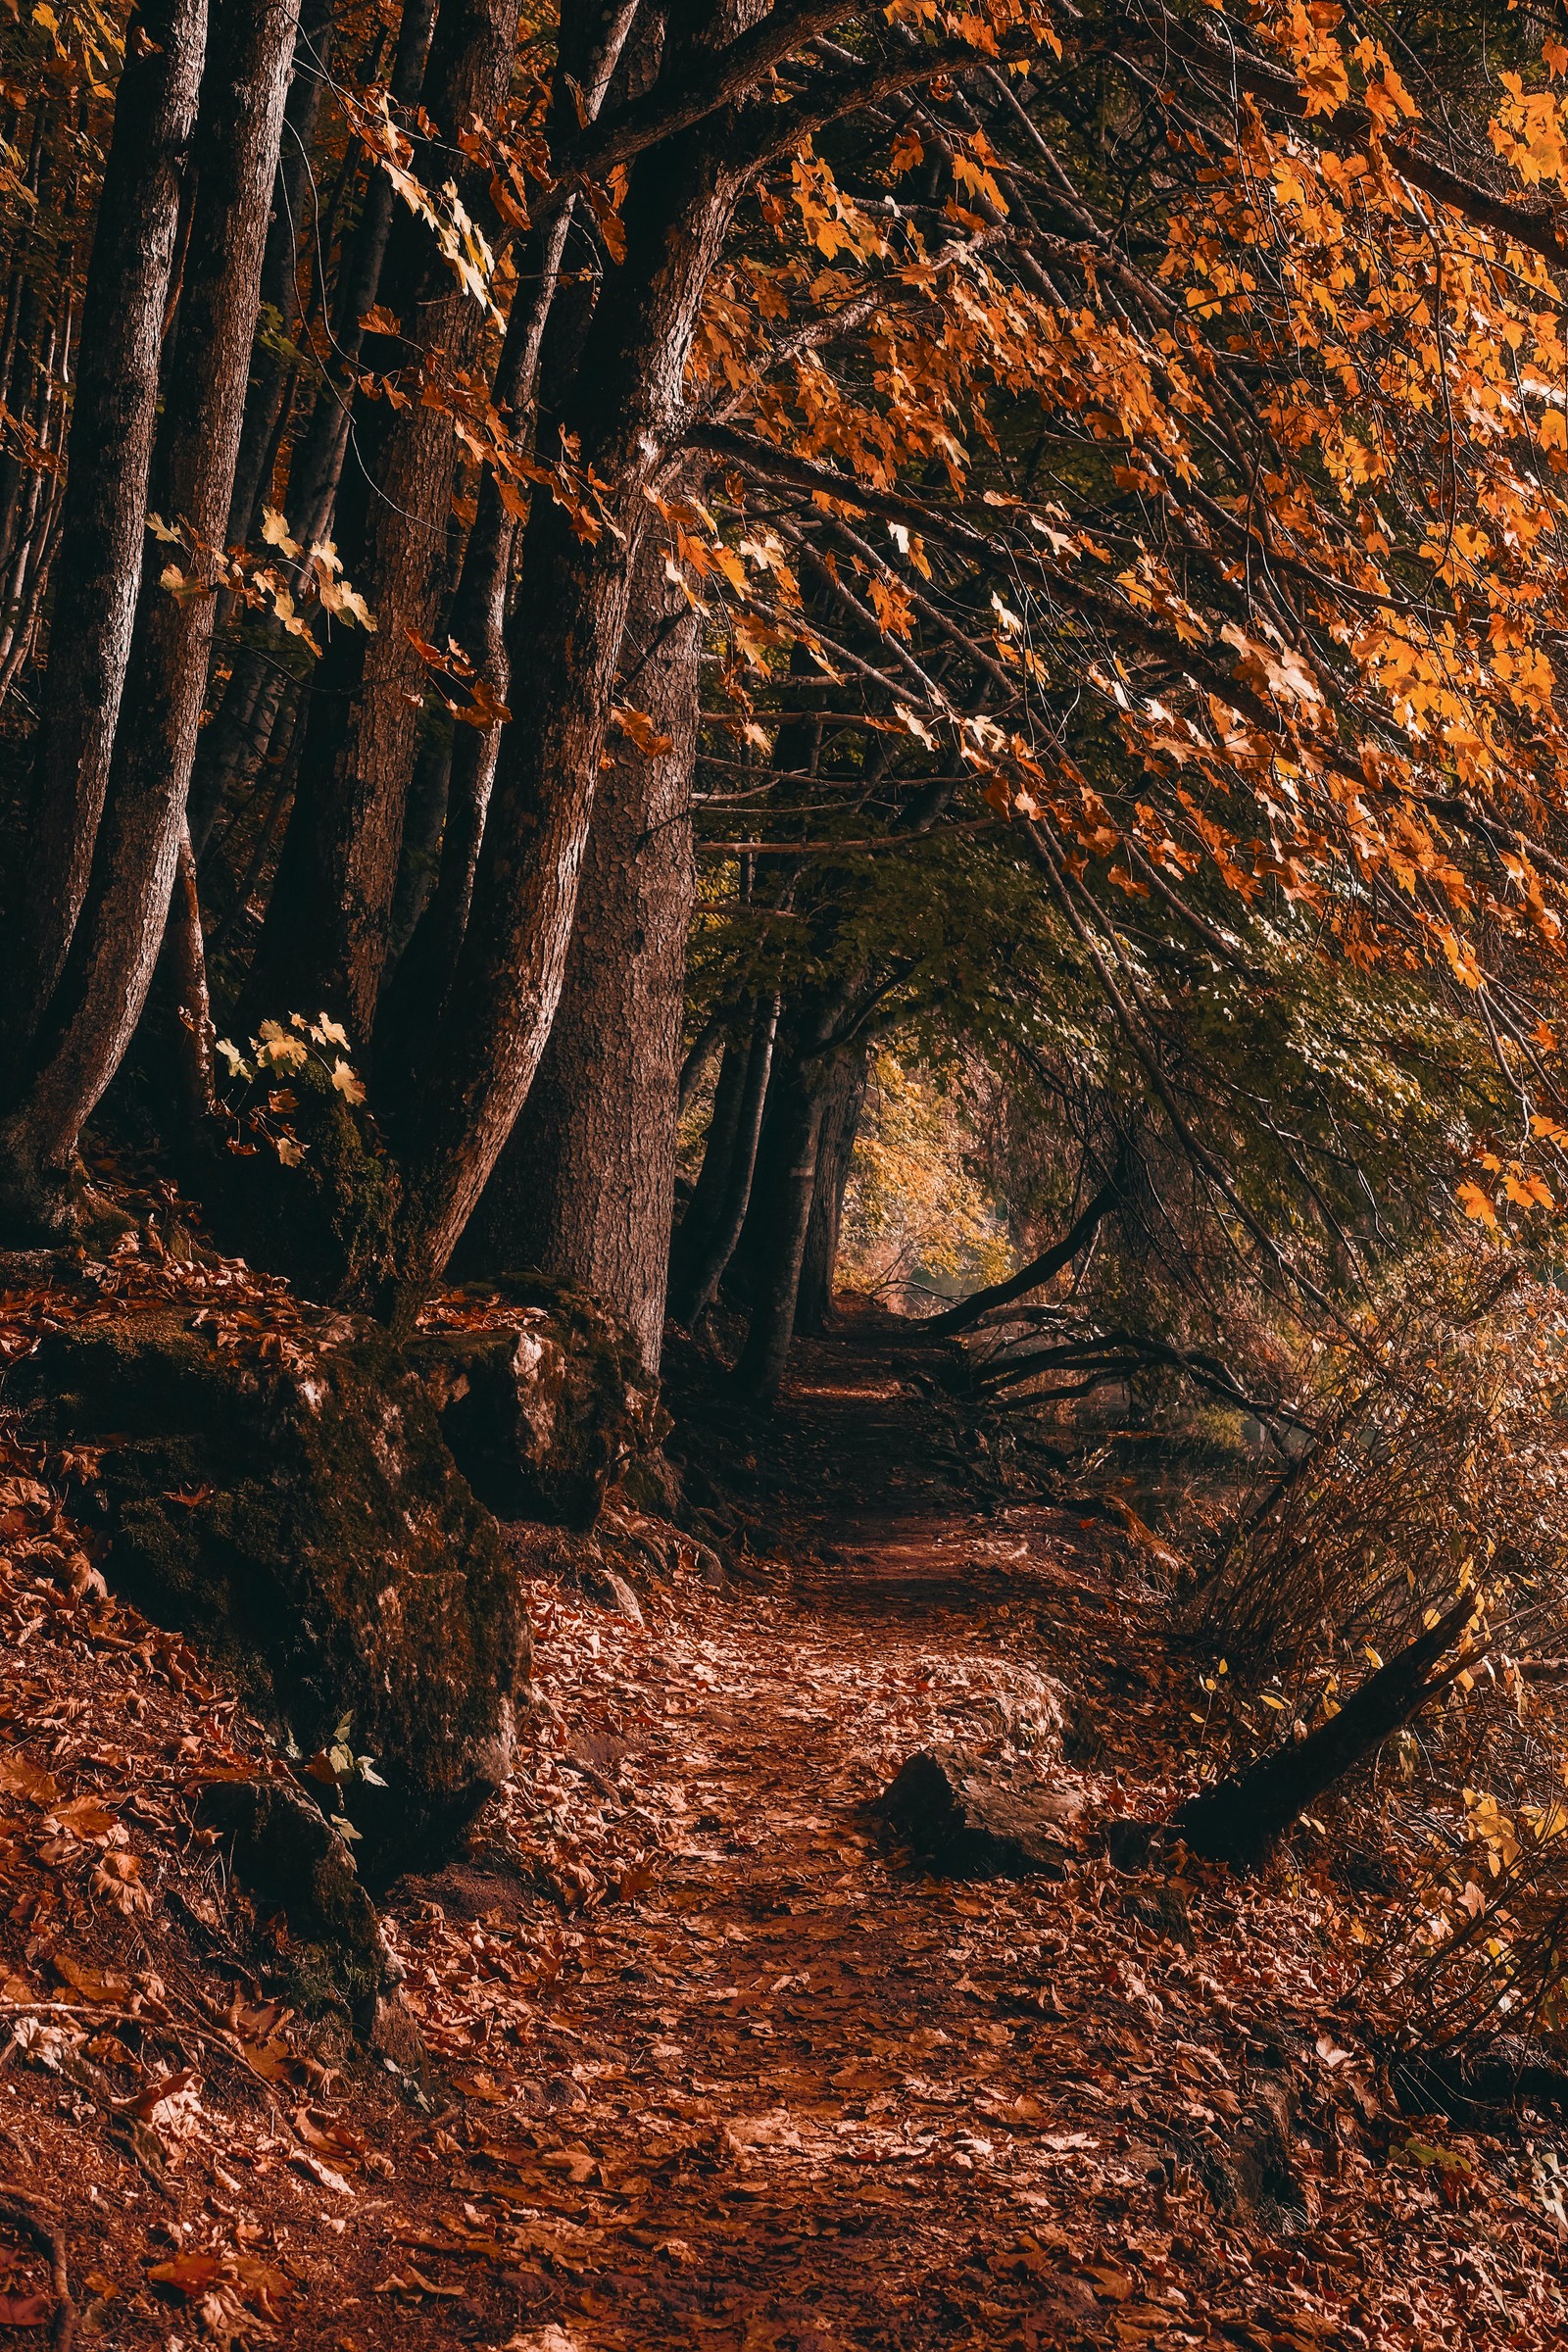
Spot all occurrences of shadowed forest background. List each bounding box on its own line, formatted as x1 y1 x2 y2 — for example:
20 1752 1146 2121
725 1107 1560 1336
9 0 1568 2341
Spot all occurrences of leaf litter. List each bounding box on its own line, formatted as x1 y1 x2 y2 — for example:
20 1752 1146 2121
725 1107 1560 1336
0 1248 1561 2342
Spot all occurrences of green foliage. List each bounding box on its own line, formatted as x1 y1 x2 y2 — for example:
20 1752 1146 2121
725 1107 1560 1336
840 1050 1013 1309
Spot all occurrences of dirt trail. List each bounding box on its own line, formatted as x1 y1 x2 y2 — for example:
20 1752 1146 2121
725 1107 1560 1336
4 1314 1564 2348
374 1323 1564 2350
473 1335 1133 2348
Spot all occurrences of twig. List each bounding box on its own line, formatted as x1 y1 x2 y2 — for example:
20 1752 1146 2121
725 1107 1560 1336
0 2187 75 2352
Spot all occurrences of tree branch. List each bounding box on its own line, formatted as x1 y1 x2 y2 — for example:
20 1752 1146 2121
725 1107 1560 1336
925 1149 1129 1334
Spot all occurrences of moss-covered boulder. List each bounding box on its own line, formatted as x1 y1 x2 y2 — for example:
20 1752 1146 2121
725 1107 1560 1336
409 1274 669 1529
12 1305 528 1881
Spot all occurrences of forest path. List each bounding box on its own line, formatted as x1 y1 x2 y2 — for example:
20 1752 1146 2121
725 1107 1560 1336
2 1305 1557 2347
454 1323 1169 2352
373 1321 1535 2351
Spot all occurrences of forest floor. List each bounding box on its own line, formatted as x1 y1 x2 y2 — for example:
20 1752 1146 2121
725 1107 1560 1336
0 1280 1565 2347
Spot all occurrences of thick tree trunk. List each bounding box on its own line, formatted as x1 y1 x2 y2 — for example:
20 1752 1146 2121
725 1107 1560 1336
0 0 208 1075
464 552 700 1370
0 0 302 1227
796 1042 866 1335
239 0 521 1048
732 1045 828 1404
384 107 745 1310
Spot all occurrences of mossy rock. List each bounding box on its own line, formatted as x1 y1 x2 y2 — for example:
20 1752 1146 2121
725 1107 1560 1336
13 1304 528 1882
409 1273 669 1529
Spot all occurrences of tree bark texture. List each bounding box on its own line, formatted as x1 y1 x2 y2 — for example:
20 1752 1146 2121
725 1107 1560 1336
183 0 438 860
376 193 575 1036
2 0 208 1074
796 1041 866 1335
281 0 439 550
376 0 644 1036
385 95 747 1306
224 0 337 550
732 1041 829 1403
0 0 302 1219
465 549 700 1371
240 0 522 1048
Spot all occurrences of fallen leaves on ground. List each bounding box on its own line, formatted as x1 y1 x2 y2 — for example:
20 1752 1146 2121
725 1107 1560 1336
0 1251 1564 2344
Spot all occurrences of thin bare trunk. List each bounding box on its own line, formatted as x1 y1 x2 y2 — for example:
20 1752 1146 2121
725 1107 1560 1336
0 0 208 1072
796 1042 867 1335
669 996 779 1329
733 1048 828 1404
0 0 303 1227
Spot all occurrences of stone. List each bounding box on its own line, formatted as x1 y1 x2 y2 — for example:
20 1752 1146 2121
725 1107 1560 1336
1214 2081 1305 2217
956 1660 1098 1762
597 1569 644 1625
16 1304 529 1881
876 1747 1087 1877
409 1274 666 1529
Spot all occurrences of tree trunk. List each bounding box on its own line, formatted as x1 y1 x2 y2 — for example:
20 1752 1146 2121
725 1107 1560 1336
677 1009 726 1119
796 1042 866 1335
671 1021 753 1306
370 195 574 1039
183 0 437 860
280 0 438 548
384 103 746 1311
239 0 522 1048
224 0 336 551
464 550 700 1371
732 1045 828 1405
133 822 220 1145
669 997 779 1329
383 0 645 1035
0 0 208 1077
0 0 302 1228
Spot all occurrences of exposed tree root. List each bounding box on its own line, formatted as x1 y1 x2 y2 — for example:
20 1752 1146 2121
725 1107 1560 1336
0 2187 75 2352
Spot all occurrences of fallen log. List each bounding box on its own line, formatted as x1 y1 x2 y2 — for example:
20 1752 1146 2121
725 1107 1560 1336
1172 1592 1482 1868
